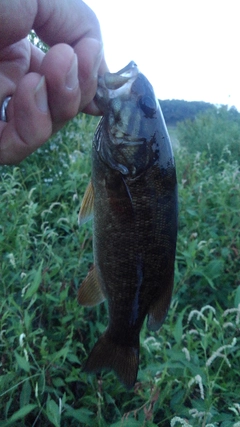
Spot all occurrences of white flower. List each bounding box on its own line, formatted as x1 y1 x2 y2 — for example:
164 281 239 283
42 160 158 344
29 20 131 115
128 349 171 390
171 416 192 426
206 338 237 367
182 347 191 361
19 333 26 347
7 253 16 268
188 374 204 400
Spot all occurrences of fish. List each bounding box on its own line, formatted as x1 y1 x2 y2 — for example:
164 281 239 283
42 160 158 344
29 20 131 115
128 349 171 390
78 61 178 389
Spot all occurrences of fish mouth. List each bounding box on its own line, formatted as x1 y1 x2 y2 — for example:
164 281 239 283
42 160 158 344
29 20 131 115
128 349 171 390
103 61 139 89
96 61 139 106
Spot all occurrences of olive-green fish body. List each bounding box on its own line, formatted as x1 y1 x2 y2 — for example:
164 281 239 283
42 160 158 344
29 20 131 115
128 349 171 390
78 62 178 389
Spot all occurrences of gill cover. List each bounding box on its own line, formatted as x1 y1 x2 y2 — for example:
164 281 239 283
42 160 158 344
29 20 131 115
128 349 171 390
95 62 160 178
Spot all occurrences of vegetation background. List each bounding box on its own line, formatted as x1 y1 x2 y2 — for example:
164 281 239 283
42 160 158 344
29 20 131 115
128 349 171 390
0 34 240 427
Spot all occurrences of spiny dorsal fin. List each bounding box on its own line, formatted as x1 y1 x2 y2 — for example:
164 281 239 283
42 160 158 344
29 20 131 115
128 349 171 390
78 265 106 306
78 180 94 226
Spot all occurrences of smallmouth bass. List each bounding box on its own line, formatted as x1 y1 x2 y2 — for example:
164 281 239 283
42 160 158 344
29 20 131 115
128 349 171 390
78 61 178 389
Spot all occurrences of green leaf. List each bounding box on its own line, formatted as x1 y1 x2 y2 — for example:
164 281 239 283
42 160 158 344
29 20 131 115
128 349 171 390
0 404 37 426
65 407 94 424
24 261 43 299
234 285 240 308
52 377 65 388
23 309 32 330
20 379 31 407
66 352 80 364
46 398 60 427
51 346 69 364
173 306 189 345
173 315 183 345
15 351 30 373
111 419 142 427
204 259 224 279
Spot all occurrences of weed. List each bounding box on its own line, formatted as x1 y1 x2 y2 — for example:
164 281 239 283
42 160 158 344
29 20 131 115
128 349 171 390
0 112 239 426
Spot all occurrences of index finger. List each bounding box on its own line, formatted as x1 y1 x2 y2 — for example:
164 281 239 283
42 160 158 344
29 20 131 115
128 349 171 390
34 0 102 47
33 0 108 113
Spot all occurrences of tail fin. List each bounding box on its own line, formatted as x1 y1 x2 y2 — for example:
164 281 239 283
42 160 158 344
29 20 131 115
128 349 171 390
83 331 139 389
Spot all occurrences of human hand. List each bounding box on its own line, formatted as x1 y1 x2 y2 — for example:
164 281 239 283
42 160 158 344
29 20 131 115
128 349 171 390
0 0 108 164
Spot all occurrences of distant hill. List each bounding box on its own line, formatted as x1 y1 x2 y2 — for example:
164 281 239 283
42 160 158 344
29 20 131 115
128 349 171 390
159 99 216 125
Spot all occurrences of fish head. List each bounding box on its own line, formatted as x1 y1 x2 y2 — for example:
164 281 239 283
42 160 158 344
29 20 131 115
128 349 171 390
95 62 166 177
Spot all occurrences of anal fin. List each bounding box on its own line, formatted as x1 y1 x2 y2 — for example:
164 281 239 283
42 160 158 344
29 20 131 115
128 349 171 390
78 265 106 306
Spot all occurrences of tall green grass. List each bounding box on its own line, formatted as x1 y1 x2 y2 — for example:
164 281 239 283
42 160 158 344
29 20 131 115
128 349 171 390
0 112 239 426
177 106 240 168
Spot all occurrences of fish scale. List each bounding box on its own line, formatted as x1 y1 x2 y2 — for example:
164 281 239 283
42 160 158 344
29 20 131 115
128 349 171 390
78 61 178 389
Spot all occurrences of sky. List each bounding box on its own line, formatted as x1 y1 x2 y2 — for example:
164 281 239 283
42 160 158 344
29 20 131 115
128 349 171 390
85 0 240 110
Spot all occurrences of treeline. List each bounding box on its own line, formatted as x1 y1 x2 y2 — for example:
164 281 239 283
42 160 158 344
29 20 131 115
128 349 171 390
159 98 240 125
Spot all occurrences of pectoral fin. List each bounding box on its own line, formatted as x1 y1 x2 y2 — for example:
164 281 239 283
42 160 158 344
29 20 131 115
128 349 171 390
78 180 94 226
78 265 106 306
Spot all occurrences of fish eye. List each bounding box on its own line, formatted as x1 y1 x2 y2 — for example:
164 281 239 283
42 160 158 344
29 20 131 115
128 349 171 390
139 96 156 118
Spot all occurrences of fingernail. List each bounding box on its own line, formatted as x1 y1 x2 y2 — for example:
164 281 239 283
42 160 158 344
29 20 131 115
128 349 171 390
34 76 48 113
66 54 78 90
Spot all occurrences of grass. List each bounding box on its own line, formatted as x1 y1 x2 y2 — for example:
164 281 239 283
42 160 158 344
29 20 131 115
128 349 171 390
0 111 240 426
